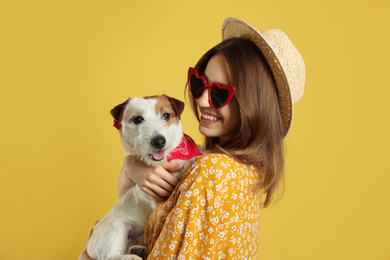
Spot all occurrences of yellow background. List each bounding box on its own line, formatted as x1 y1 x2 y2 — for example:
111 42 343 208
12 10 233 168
0 0 389 259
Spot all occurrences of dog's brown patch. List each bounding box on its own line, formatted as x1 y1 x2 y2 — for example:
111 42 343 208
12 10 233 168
110 98 130 128
153 96 180 126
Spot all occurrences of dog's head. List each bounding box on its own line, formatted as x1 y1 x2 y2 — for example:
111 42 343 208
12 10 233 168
111 95 185 167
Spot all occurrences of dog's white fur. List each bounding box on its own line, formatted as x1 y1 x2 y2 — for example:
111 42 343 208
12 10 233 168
87 95 197 260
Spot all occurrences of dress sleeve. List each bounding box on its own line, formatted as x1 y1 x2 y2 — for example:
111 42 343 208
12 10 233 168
144 154 263 260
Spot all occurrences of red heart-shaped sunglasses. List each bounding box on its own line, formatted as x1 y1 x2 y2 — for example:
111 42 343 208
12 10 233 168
188 67 236 109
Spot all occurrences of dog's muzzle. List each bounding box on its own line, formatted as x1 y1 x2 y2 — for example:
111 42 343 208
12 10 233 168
149 136 166 161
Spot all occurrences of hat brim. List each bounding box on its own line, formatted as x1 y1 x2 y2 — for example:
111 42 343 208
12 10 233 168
222 17 293 137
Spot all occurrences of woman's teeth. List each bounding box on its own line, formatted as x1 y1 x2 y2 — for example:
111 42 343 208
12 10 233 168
202 114 219 121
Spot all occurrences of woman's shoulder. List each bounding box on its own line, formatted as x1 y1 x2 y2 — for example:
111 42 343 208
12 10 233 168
187 152 262 183
177 152 263 204
194 152 252 168
195 152 236 164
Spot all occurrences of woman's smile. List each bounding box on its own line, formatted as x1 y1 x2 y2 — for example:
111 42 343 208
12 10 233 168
200 111 220 124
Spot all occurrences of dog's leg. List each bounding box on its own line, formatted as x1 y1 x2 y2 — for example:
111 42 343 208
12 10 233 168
87 218 136 260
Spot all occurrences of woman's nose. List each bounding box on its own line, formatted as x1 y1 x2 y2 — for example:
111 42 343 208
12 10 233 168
196 89 211 107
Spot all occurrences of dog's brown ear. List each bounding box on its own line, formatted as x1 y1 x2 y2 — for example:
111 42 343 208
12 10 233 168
110 99 130 129
165 95 185 119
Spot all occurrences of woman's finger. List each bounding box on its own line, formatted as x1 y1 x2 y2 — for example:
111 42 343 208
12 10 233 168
141 186 165 201
147 172 178 192
163 162 184 173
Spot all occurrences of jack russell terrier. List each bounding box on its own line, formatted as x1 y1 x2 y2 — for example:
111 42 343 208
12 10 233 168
86 95 202 260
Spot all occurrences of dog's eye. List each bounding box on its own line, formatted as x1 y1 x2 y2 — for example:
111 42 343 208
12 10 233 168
132 116 144 125
162 113 171 121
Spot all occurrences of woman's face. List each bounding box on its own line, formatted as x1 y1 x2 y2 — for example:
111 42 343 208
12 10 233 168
196 54 241 143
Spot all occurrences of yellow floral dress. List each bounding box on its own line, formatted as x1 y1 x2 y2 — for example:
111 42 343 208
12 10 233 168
144 153 263 260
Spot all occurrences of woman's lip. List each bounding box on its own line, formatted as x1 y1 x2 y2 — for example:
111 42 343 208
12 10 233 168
200 117 219 125
200 111 220 125
201 110 219 118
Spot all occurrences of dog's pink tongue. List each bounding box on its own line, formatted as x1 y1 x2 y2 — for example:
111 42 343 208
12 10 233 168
152 151 165 161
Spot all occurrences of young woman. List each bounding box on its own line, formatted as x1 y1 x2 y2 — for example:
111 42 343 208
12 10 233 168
80 17 305 260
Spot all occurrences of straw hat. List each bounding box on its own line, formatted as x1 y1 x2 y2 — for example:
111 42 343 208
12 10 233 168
222 17 305 137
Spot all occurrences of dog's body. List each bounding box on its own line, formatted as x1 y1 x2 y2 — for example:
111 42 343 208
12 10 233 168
87 95 201 260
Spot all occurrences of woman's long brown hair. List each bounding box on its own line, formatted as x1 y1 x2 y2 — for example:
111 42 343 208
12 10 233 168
187 38 285 207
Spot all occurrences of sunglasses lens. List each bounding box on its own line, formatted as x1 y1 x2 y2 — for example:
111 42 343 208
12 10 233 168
190 74 205 98
210 86 229 109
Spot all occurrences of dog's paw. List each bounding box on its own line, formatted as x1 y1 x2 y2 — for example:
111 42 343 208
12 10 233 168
128 245 147 259
107 255 142 260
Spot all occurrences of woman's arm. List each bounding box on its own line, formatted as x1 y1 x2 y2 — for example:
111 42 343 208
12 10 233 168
119 155 184 200
144 154 263 259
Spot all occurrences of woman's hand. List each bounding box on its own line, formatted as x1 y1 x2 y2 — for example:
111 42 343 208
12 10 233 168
119 155 184 201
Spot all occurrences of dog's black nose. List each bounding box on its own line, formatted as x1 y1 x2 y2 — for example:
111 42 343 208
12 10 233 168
151 136 166 149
